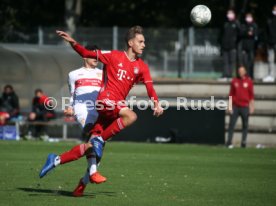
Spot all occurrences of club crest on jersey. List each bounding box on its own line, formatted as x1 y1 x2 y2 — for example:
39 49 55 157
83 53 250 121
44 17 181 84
118 63 123 67
243 82 248 88
134 67 139 74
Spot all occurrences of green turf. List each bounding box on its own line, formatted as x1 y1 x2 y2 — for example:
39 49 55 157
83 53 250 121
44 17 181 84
0 140 276 206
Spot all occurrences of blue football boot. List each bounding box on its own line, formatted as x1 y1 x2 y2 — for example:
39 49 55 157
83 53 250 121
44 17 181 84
39 153 58 178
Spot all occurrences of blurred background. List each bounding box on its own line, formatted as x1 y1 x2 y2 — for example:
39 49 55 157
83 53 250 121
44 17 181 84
0 0 275 146
1 0 275 106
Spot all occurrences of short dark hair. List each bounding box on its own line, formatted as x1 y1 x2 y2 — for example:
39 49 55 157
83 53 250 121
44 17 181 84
85 45 99 51
35 89 43 94
124 25 144 46
4 84 13 91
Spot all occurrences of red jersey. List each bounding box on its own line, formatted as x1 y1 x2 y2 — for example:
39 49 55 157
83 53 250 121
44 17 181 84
73 43 158 102
229 76 254 107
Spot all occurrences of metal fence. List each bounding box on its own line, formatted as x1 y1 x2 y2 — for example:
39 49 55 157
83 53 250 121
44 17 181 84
2 26 223 79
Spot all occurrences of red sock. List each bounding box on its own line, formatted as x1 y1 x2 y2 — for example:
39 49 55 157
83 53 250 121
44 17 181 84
102 118 125 141
60 144 86 164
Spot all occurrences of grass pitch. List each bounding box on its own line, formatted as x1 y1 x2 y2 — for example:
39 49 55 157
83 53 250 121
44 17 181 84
0 140 276 206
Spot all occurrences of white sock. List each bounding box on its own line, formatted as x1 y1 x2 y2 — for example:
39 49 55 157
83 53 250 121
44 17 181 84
54 156 61 166
92 135 104 142
97 136 104 142
87 155 97 175
81 154 97 185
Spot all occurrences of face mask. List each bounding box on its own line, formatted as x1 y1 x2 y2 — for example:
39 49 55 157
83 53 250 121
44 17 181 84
227 12 235 21
245 17 253 23
273 10 276 16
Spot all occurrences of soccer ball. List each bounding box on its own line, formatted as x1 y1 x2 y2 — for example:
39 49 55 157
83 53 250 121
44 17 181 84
190 5 211 26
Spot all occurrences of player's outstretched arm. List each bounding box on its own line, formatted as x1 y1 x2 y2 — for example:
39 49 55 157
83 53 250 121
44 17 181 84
145 82 164 117
56 30 110 63
56 30 77 45
56 30 96 58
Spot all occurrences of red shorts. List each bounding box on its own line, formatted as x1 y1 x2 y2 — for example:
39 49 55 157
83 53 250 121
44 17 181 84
91 98 127 136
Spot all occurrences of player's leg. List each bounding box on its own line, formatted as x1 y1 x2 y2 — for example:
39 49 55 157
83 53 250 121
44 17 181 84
89 119 106 162
75 105 93 140
81 107 98 141
74 104 98 169
39 142 92 178
39 104 99 178
102 107 137 141
82 123 99 179
89 107 137 160
88 107 134 160
89 100 137 160
73 104 104 178
72 152 106 197
72 177 87 197
76 107 107 184
70 111 106 195
82 123 93 140
83 141 107 183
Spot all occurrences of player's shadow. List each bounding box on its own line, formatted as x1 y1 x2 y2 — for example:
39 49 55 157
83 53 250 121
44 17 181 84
17 187 116 198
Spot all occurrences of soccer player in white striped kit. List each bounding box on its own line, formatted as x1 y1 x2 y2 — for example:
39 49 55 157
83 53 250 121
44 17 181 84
63 45 106 196
66 46 102 136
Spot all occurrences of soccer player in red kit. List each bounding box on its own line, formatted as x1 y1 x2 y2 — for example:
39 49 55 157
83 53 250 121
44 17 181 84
39 26 163 196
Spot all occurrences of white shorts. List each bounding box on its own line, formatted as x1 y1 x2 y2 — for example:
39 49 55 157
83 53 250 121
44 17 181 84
73 103 98 128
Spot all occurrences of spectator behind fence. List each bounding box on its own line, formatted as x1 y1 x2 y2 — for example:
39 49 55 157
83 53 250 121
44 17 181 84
263 4 276 82
0 85 20 125
239 12 258 79
226 66 254 148
26 89 56 139
220 9 240 79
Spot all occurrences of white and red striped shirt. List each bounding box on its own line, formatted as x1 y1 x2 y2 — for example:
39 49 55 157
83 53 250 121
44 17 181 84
68 67 103 106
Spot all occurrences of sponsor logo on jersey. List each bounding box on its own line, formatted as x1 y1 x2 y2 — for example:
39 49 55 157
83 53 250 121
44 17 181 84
75 78 102 88
117 69 127 80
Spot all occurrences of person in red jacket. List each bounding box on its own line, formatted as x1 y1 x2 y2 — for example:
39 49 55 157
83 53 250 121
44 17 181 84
226 66 254 148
